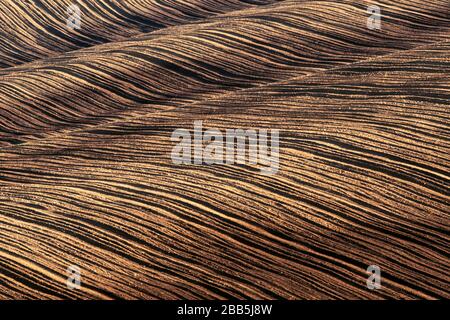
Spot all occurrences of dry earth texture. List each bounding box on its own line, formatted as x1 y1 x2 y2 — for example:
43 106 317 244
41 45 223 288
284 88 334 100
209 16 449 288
0 0 449 299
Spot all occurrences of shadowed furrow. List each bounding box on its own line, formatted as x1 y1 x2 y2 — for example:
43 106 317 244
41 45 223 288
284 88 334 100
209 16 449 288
1 0 449 148
0 0 281 68
0 38 449 298
0 0 449 300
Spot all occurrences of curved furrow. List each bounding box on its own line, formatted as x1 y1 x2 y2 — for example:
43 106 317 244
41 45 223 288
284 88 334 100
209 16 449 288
0 37 449 298
0 0 282 68
0 0 449 149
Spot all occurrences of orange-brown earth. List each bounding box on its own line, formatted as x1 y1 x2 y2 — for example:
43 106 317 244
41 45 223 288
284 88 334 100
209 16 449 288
0 0 449 299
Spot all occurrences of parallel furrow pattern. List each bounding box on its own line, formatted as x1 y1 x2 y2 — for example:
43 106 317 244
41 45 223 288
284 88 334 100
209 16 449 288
0 0 449 299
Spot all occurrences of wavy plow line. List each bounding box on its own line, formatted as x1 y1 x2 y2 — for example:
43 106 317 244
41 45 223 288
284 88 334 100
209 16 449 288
0 0 283 68
0 0 449 299
0 0 449 148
